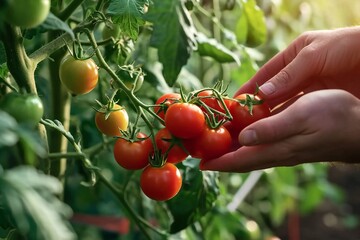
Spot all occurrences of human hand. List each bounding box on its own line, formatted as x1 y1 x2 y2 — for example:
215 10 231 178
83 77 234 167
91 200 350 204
200 90 360 172
237 26 360 109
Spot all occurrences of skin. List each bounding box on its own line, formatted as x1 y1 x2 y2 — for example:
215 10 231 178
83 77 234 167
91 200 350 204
200 26 360 172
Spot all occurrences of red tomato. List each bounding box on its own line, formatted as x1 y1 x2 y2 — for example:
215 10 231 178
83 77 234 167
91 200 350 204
95 104 129 137
153 93 181 120
113 133 153 170
229 94 270 133
155 128 188 164
198 90 231 119
165 102 206 139
140 163 182 201
184 125 232 160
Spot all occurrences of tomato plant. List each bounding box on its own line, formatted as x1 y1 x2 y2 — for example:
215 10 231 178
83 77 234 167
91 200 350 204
165 102 206 139
140 162 182 201
155 128 188 164
95 103 129 137
113 133 153 170
229 94 271 133
153 93 181 120
5 0 50 28
59 55 99 95
102 23 121 40
184 125 232 160
0 92 44 126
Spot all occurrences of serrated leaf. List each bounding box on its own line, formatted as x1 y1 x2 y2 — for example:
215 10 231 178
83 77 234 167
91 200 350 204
242 0 267 47
24 13 74 40
196 32 240 64
146 0 197 86
0 166 76 240
166 159 219 233
107 0 148 40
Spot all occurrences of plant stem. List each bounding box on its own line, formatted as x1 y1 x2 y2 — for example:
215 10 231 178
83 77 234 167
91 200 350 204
58 0 86 21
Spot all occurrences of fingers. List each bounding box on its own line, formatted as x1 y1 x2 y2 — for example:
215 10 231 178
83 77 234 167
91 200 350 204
238 105 305 146
199 143 300 173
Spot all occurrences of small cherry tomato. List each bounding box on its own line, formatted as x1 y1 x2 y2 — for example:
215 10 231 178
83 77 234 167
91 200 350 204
0 92 44 126
229 94 270 133
154 93 181 120
113 133 153 170
59 55 99 95
155 128 188 164
140 163 182 201
95 104 129 137
184 125 232 160
198 90 231 119
165 102 206 139
5 0 50 28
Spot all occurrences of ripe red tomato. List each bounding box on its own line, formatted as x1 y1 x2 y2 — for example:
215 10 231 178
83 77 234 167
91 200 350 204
198 90 231 118
95 104 129 137
229 94 270 133
140 163 182 201
59 55 99 95
113 133 153 170
155 128 188 164
153 93 181 120
184 125 232 160
165 102 206 139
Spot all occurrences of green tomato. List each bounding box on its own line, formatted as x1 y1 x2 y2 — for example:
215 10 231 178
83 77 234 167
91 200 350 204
0 93 44 126
5 0 50 28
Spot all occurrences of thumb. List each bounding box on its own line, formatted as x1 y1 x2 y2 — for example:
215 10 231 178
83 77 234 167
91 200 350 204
238 108 304 146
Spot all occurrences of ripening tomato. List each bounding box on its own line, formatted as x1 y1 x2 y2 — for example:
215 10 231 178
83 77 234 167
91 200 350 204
153 93 181 120
140 163 182 201
229 94 270 133
184 125 232 160
0 92 44 126
59 55 99 95
155 128 188 164
5 0 50 28
165 102 206 139
95 104 129 137
198 90 231 118
113 133 153 170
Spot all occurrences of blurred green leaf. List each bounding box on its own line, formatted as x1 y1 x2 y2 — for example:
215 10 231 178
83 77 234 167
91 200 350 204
107 0 148 40
196 32 240 64
0 166 76 240
235 8 248 44
166 159 219 233
0 111 18 147
146 0 197 86
242 0 267 47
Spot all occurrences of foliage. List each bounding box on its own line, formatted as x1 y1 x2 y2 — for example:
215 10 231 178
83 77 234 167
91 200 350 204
0 0 358 239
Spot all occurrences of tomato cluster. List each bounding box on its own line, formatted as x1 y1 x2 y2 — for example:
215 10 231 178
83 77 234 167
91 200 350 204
94 88 270 201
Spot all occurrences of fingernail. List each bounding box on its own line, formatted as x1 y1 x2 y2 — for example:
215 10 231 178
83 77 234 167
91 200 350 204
259 82 276 96
240 130 257 145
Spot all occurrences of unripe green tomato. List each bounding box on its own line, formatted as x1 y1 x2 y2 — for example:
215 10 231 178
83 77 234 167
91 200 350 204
0 93 44 126
5 0 51 28
59 55 99 95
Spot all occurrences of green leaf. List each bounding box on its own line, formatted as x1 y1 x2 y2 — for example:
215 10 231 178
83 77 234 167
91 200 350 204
0 111 18 147
235 8 248 44
24 13 74 40
196 32 240 64
107 0 148 40
242 0 267 47
0 166 76 240
146 0 197 86
166 159 219 233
